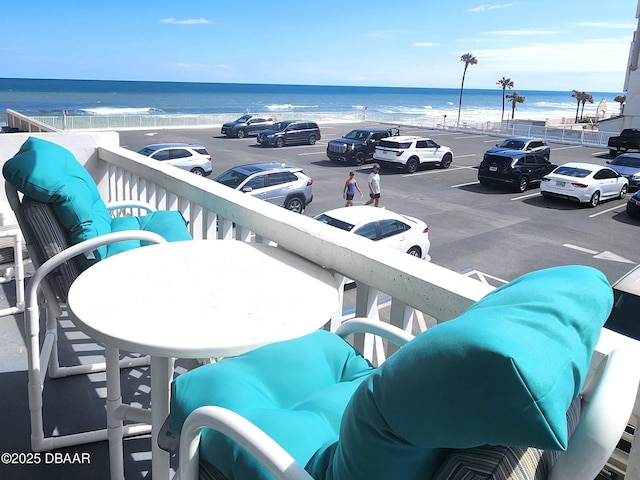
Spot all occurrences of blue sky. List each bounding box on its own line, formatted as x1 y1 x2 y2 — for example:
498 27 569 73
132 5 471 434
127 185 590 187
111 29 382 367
0 1 637 92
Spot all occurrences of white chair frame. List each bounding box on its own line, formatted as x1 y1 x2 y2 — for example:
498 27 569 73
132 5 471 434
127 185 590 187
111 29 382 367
176 320 640 480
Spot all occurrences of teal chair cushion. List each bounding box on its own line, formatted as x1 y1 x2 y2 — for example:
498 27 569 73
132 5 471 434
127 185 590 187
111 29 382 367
3 137 191 269
169 330 374 480
307 265 612 480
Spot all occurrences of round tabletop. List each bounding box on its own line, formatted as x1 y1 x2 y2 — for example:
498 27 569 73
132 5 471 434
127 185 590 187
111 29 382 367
67 240 339 358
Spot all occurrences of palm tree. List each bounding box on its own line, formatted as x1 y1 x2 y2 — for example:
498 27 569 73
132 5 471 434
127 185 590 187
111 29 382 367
506 91 526 119
580 93 594 120
497 77 514 121
571 90 585 123
457 53 478 126
614 95 626 115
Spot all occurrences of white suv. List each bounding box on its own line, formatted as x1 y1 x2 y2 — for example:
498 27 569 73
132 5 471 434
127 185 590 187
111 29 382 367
373 136 454 173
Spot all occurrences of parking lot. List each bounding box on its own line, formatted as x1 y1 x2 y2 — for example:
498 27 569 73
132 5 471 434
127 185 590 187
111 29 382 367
119 122 640 287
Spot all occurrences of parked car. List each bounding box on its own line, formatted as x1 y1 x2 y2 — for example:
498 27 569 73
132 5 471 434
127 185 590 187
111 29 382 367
326 127 399 165
478 150 557 192
220 114 278 138
606 153 640 190
136 143 212 176
484 137 550 160
607 128 640 156
604 265 640 340
313 206 430 260
256 121 321 147
540 162 628 207
373 136 453 173
213 163 313 213
627 189 640 218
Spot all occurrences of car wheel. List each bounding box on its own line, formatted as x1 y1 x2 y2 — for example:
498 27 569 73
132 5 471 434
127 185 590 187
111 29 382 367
517 176 529 193
439 153 452 169
407 246 422 257
354 152 366 166
405 157 419 174
190 168 205 176
589 191 600 208
285 196 304 214
275 137 285 148
478 178 491 187
620 184 628 199
236 129 246 139
609 149 617 156
308 135 317 145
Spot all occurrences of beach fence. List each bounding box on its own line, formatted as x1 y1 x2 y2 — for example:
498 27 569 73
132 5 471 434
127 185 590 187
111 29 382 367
4 108 618 148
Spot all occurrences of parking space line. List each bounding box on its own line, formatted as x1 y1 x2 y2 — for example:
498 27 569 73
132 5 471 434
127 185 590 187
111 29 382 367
552 145 582 151
588 203 626 217
511 192 541 201
592 150 611 156
298 151 328 156
451 180 479 188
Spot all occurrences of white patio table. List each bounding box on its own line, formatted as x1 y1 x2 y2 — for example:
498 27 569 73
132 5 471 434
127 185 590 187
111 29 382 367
66 239 340 480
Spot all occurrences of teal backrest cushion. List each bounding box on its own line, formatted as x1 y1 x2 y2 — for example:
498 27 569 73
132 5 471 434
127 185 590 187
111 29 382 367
3 137 191 269
307 265 612 480
170 330 374 480
3 137 111 268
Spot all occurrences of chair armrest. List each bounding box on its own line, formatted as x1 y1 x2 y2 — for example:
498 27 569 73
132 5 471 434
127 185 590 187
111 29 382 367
335 317 415 347
550 348 640 480
105 200 156 214
179 406 313 480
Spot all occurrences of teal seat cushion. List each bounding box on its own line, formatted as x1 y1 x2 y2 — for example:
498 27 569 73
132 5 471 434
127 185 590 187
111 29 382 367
307 265 612 480
3 137 192 269
169 330 374 480
109 211 191 257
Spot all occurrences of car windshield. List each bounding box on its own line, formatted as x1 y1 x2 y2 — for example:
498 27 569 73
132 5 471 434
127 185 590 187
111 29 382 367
343 130 368 140
611 156 640 168
497 139 526 149
314 214 354 232
213 169 249 189
605 289 640 340
553 166 591 178
378 140 412 149
271 122 292 132
137 147 155 156
234 115 251 123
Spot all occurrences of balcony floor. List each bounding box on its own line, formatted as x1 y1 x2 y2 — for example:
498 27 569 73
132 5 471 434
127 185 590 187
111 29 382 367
0 268 202 479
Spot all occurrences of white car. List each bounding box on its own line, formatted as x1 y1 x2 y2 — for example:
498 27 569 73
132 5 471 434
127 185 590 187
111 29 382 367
540 162 628 207
137 143 213 176
373 135 453 173
313 206 430 260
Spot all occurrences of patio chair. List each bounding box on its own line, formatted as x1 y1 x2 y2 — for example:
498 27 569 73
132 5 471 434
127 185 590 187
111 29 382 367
3 136 193 451
168 265 640 480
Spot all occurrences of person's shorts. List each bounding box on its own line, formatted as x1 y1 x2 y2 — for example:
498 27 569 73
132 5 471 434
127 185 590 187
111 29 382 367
370 193 381 199
346 193 355 200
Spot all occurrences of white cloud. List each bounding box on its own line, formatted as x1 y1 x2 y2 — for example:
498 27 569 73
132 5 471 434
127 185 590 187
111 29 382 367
160 18 211 25
485 30 561 36
469 3 519 13
576 22 636 29
413 42 440 47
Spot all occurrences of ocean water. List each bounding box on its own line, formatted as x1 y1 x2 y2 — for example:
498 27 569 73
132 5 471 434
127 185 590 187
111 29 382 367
0 77 623 125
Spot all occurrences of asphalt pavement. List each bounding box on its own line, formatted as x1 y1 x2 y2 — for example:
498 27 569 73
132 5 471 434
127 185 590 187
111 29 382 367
118 122 640 288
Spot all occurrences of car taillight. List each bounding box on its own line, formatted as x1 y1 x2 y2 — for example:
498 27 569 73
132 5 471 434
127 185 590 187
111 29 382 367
396 150 404 156
423 227 429 234
307 179 314 186
571 182 588 188
541 177 550 182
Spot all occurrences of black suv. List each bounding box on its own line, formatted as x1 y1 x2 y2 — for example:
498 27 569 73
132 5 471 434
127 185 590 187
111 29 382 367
478 150 557 192
221 114 278 138
327 127 399 166
256 121 321 147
